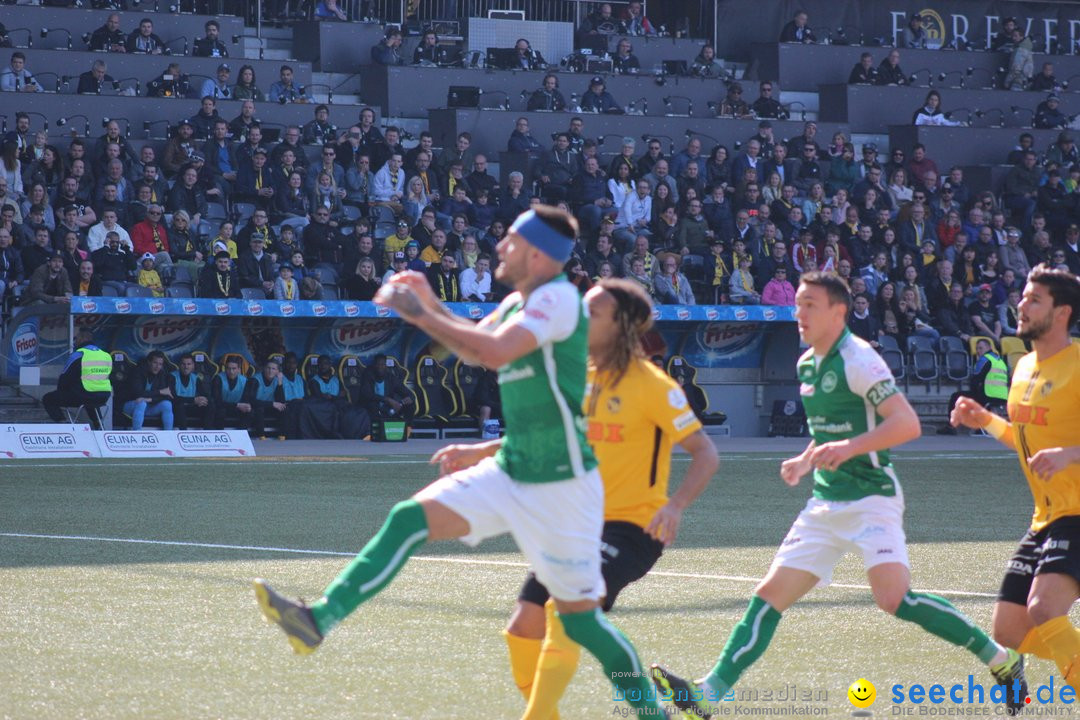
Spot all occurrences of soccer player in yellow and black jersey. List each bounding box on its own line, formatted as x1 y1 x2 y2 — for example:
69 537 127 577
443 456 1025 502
952 264 1080 687
435 279 718 720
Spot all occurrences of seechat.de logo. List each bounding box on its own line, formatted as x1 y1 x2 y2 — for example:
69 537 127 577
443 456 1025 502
247 301 263 316
763 309 777 320
114 300 132 313
734 308 749 321
215 302 230 315
182 301 198 314
468 305 483 319
313 303 328 317
376 305 391 317
344 303 360 317
149 301 165 314
676 307 691 320
11 323 38 363
281 303 295 316
705 308 720 320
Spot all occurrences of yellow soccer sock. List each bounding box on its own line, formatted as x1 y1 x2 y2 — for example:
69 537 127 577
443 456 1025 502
504 630 543 703
522 601 578 720
1035 616 1080 684
1018 626 1054 660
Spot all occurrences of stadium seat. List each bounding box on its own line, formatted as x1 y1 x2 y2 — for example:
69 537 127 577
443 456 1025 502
1000 336 1027 358
413 355 476 439
205 202 228 221
665 355 727 426
313 264 339 285
125 285 154 298
321 284 340 300
167 285 193 298
342 205 362 223
338 355 365 404
232 202 257 225
383 355 418 407
968 335 998 355
1006 351 1026 375
190 351 218 382
938 336 970 383
100 284 120 297
301 354 322 381
906 336 939 387
878 335 907 384
452 359 485 423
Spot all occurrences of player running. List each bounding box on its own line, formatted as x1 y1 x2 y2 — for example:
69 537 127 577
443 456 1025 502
651 271 1027 718
253 206 664 714
437 279 719 719
951 264 1080 689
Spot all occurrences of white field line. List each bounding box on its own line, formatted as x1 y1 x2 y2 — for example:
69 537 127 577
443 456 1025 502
0 531 999 599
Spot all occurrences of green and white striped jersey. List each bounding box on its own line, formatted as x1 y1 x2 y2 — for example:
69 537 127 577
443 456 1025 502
491 275 598 484
797 328 901 501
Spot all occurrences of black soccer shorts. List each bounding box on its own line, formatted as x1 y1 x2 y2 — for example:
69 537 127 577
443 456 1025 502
518 520 664 612
998 515 1080 605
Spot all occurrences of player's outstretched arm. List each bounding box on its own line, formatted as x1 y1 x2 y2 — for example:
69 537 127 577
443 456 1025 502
430 439 502 475
1029 446 1080 481
646 430 719 547
950 396 1016 450
810 393 921 472
781 440 815 486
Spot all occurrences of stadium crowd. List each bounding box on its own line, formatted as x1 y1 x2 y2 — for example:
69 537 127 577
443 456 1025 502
1 4 1080 352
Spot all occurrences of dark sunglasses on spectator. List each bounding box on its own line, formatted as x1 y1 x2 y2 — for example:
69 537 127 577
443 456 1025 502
148 211 162 216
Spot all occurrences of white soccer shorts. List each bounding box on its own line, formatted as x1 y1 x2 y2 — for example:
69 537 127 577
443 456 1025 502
419 456 607 602
771 491 910 587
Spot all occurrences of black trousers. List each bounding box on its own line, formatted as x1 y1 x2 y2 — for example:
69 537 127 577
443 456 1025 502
42 389 110 430
173 398 212 430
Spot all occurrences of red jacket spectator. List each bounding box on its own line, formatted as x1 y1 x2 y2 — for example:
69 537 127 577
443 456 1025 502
130 215 171 257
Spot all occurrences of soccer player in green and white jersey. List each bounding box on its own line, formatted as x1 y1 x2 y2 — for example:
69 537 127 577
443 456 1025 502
651 272 1027 718
253 205 664 715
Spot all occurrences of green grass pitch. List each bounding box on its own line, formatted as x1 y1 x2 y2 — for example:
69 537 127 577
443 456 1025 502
0 450 1072 719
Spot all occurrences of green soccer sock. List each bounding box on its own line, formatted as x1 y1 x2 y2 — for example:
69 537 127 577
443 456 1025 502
703 595 782 699
895 591 1003 664
558 608 664 713
309 499 429 635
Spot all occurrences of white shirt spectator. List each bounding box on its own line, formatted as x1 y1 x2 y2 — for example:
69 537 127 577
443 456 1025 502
616 192 652 229
199 78 232 100
372 164 405 202
87 221 132 252
460 267 492 301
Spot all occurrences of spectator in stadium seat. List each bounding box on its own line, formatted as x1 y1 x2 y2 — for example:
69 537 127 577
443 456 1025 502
0 52 39 93
232 66 264 103
211 357 251 430
654 253 695 305
193 20 228 58
204 119 238 196
237 149 276 212
125 18 164 54
990 17 1019 52
91 232 136 293
460 253 492 301
344 258 379 301
612 38 641 74
307 355 344 401
87 209 130 253
137 253 164 297
498 171 531 223
998 287 1021 336
147 62 190 99
199 251 241 298
302 104 339 146
268 65 308 104
848 293 883 347
170 354 211 430
1003 151 1040 229
779 10 815 43
358 354 413 419
760 265 795 306
934 282 975 343
427 253 461 302
1046 132 1079 168
371 28 405 66
169 210 202 277
1034 93 1070 130
25 250 71 305
718 82 751 119
88 13 127 53
691 45 725 79
122 350 174 430
200 64 233 101
1031 62 1061 92
0 227 23 299
238 236 276 296
527 74 567 112
751 81 785 120
1062 225 1080 273
344 154 374 209
162 121 197 177
372 151 405 213
507 116 543 155
165 167 207 227
902 13 928 49
131 204 170 261
876 49 907 86
188 98 223 143
848 52 878 85
77 60 114 95
244 360 287 439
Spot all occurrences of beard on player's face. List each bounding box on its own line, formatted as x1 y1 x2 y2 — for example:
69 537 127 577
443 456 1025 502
1017 312 1052 341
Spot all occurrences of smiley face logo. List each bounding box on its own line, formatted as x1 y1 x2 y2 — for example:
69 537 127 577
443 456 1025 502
848 678 875 709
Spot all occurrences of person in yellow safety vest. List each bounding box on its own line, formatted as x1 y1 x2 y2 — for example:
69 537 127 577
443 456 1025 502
42 330 113 430
940 337 1009 435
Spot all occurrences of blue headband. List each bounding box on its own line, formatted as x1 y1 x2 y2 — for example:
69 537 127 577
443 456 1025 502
510 210 574 263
